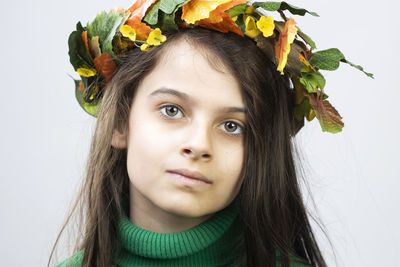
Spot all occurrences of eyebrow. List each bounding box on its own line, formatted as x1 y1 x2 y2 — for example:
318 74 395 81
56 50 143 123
149 88 246 113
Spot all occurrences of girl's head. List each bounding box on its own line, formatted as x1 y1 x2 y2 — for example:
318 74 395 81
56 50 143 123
95 26 296 221
50 27 326 267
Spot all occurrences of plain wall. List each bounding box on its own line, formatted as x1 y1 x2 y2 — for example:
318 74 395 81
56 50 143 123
0 0 398 266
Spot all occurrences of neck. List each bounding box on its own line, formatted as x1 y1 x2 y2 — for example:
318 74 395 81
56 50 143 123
129 184 215 233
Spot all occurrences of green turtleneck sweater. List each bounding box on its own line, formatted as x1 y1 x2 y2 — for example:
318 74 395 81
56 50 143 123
56 197 310 267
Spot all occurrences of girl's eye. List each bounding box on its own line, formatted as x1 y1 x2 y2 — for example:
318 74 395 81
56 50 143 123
159 104 244 137
219 121 244 137
159 104 184 119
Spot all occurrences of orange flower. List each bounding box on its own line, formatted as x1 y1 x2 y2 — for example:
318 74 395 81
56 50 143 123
275 18 297 74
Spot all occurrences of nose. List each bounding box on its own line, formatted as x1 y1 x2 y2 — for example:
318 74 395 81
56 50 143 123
180 119 213 161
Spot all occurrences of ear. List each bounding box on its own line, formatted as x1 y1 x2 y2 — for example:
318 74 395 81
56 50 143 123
111 129 127 149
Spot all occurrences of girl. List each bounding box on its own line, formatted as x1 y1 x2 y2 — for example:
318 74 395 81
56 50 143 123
50 0 371 266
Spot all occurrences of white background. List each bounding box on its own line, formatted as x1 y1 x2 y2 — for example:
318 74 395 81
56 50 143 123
0 0 398 266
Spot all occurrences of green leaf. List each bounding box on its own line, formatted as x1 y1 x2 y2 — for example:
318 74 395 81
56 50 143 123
341 58 374 78
68 22 93 70
144 1 162 25
159 11 179 31
69 75 98 117
160 0 187 14
296 26 316 49
83 101 100 117
300 68 326 93
235 14 246 34
293 98 312 121
157 0 190 31
309 48 344 70
309 48 374 78
253 1 319 17
86 11 128 58
226 3 247 17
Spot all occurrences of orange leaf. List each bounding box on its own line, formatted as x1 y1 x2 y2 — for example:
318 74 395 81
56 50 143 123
197 12 243 36
125 17 152 41
81 31 93 62
299 52 316 71
182 0 231 24
93 53 117 84
128 0 158 20
207 0 247 23
275 18 297 74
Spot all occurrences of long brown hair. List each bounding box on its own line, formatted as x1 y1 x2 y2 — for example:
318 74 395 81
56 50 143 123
49 27 333 267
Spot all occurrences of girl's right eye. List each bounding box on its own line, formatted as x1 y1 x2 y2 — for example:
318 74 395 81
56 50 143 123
159 104 184 119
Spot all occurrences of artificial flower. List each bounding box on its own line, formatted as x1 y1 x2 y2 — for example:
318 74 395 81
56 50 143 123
120 25 137 41
256 16 274 37
146 28 166 46
140 43 150 51
244 15 261 38
245 5 254 14
77 66 97 77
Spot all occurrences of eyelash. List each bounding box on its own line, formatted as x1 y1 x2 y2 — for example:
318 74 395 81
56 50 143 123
158 104 245 137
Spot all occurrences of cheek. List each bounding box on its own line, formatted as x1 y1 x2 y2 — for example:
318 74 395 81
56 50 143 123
125 115 168 184
218 143 245 186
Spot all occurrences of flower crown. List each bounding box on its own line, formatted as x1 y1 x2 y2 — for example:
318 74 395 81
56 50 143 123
68 0 373 134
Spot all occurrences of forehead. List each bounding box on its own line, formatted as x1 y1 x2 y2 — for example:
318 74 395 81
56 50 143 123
136 39 244 106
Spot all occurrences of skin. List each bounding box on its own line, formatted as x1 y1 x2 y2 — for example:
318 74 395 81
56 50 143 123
111 39 246 233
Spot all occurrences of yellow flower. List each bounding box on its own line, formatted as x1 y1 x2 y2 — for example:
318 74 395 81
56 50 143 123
120 25 136 41
77 67 97 77
232 16 238 22
245 5 254 14
244 16 261 38
140 43 150 51
146 28 167 46
256 16 274 37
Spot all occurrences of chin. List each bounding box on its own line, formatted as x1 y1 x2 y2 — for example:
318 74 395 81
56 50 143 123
160 199 219 219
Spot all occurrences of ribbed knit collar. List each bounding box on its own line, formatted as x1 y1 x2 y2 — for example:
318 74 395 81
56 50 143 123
117 196 240 259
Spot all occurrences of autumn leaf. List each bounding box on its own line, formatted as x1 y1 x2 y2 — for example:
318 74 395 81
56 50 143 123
93 53 117 84
125 16 152 41
306 93 344 133
181 0 232 24
207 0 248 23
193 0 246 36
81 31 93 61
275 17 297 74
128 0 158 20
299 52 316 71
197 11 244 36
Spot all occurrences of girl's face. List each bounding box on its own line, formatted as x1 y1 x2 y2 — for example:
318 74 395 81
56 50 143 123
114 39 246 227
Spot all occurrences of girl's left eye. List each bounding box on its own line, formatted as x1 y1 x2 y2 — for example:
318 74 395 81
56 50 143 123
159 104 245 137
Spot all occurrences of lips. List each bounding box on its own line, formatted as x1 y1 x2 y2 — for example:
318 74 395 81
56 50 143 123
167 169 212 184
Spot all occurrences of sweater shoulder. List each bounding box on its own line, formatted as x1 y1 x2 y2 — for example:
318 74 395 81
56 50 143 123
56 250 84 267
